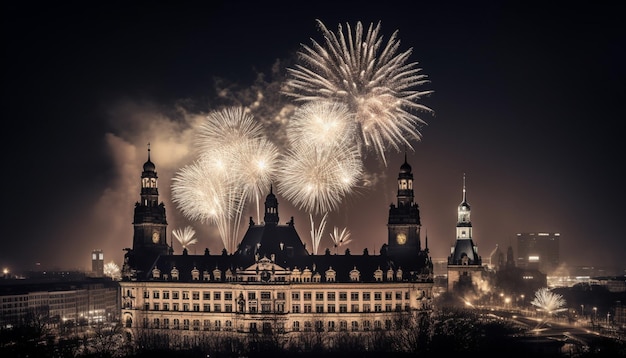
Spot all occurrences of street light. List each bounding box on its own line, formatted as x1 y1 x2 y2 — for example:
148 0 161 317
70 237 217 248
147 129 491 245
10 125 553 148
580 304 584 317
593 307 597 322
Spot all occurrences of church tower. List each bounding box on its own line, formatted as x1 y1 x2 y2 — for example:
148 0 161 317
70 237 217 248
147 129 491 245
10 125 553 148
447 174 484 293
387 153 422 260
123 144 170 278
448 174 480 265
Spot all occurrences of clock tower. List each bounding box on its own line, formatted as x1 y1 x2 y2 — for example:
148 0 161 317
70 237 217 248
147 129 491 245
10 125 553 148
387 153 422 259
123 144 171 278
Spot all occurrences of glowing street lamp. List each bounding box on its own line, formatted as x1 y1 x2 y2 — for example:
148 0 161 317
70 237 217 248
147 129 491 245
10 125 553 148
593 307 597 322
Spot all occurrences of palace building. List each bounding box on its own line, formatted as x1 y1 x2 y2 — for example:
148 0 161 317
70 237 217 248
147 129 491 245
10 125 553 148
120 149 433 347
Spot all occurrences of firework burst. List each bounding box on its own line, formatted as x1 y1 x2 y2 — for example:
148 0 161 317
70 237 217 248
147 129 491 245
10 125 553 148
286 101 356 149
104 261 121 280
171 159 229 222
172 226 198 252
276 140 363 216
194 106 265 153
172 106 279 253
531 287 567 316
329 226 352 254
283 19 433 166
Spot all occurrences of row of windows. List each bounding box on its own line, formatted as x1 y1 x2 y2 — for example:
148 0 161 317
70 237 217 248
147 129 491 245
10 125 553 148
138 290 410 302
138 317 396 332
133 302 410 313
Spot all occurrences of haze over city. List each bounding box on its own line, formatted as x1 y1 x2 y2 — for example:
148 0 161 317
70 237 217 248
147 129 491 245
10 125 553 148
2 1 623 273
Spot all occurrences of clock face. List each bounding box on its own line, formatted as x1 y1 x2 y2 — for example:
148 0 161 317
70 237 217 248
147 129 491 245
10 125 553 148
152 231 160 244
396 232 407 245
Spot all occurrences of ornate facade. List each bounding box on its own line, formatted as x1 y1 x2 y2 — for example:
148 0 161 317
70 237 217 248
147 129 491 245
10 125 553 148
120 149 433 347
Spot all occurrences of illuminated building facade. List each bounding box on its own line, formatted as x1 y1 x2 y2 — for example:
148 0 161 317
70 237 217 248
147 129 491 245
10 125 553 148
0 280 119 328
447 175 487 293
516 232 560 275
119 151 434 346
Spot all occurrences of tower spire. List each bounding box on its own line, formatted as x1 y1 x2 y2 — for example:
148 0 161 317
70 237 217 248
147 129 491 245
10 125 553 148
462 172 467 203
404 145 407 164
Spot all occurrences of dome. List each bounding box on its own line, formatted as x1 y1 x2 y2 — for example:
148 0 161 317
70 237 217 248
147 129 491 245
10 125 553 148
143 159 156 172
400 160 412 174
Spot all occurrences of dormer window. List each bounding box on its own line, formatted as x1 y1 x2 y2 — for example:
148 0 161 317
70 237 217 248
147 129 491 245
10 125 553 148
374 267 383 282
387 268 394 281
302 267 312 282
152 267 161 279
349 267 360 282
291 267 302 282
325 267 336 282
213 268 222 281
396 268 403 281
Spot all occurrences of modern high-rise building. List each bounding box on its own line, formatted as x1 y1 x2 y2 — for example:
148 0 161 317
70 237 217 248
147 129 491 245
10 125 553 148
119 149 434 348
515 232 560 275
92 249 104 277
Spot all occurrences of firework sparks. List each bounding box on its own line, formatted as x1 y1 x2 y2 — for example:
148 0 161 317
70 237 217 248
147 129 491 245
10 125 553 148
194 106 265 153
286 101 356 149
276 140 363 215
236 137 281 223
171 159 228 222
329 226 352 254
172 226 198 252
283 19 433 166
309 212 328 255
531 287 567 316
172 106 279 253
104 261 121 280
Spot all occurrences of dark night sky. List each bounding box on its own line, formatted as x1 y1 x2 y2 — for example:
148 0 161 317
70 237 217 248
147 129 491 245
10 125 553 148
2 1 624 273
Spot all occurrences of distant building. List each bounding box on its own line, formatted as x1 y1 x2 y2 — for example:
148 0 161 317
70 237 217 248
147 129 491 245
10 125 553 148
516 232 560 275
120 150 434 348
92 249 104 277
487 244 504 271
0 278 119 328
494 246 546 301
447 175 487 294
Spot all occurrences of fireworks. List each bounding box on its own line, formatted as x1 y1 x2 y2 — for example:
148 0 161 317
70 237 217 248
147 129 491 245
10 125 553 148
172 226 198 252
104 261 121 280
530 287 567 315
329 226 352 254
276 140 363 215
170 19 433 253
309 212 328 255
283 19 433 166
171 159 228 222
286 101 356 149
194 106 265 153
171 106 280 253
